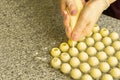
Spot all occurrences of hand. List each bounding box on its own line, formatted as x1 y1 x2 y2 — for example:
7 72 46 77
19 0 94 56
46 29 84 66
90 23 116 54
60 0 110 41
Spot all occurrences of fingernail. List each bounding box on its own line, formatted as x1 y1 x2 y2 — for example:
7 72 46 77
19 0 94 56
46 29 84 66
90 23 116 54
71 10 76 15
72 33 77 41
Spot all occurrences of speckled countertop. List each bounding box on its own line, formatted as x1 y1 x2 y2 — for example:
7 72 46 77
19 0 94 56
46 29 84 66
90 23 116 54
0 0 119 80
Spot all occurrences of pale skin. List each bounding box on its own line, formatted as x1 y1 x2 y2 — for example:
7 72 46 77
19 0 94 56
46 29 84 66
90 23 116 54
60 0 116 41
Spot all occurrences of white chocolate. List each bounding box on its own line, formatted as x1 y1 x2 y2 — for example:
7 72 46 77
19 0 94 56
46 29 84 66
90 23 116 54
59 42 69 52
51 48 61 57
109 32 119 41
92 24 100 33
101 74 113 80
104 46 115 56
107 56 118 67
77 42 87 51
68 39 77 47
70 57 80 67
100 28 109 37
115 51 120 60
92 33 102 41
112 41 120 50
110 68 120 78
69 47 79 56
90 68 102 79
94 41 105 51
96 51 107 61
102 37 112 46
85 37 94 46
79 63 91 73
78 51 88 61
81 74 93 80
88 57 99 67
99 62 110 73
60 52 70 62
70 68 82 79
86 47 97 56
60 63 71 74
51 57 61 69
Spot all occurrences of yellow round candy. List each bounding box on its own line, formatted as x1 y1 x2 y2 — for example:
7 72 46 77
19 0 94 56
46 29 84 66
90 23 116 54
100 28 109 37
79 63 91 73
99 62 110 73
50 48 61 57
92 24 100 33
92 33 102 41
102 37 112 46
101 74 113 80
59 42 69 52
107 56 118 67
78 51 88 62
77 42 87 51
104 46 115 56
51 57 61 69
110 68 120 78
96 51 107 61
109 32 119 41
88 57 99 67
60 52 70 62
94 41 105 51
69 47 79 56
115 51 120 61
90 68 102 79
70 57 80 67
85 37 94 46
60 63 71 74
112 41 120 50
70 68 82 79
86 47 97 56
68 39 77 47
81 74 93 80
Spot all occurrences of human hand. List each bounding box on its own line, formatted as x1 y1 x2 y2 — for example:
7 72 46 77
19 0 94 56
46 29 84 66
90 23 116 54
60 0 113 41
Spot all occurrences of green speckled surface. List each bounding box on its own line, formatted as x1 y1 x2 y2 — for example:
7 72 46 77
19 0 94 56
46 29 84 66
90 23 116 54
0 0 119 80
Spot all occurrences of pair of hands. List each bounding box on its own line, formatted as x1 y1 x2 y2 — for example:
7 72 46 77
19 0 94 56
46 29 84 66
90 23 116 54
60 0 110 41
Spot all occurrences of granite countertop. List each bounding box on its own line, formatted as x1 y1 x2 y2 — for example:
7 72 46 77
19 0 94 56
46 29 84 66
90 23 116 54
0 0 120 80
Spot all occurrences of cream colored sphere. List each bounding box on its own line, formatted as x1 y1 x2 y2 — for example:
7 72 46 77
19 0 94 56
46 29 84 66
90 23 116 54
112 41 120 50
94 41 105 51
81 74 93 80
68 39 77 47
100 28 109 37
60 52 70 62
102 37 112 46
104 46 115 56
101 74 113 80
51 57 61 69
96 51 107 61
70 68 82 79
109 32 119 41
59 42 69 52
115 51 120 60
92 33 102 41
51 48 61 57
60 63 71 74
86 47 97 56
99 62 110 73
88 57 99 67
107 56 118 67
92 24 100 33
110 68 120 78
85 37 94 46
78 51 88 61
70 57 80 67
77 42 87 51
69 47 79 56
79 63 91 73
78 37 86 42
90 68 102 79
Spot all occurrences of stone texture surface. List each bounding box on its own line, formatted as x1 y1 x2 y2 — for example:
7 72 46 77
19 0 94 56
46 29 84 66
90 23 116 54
0 0 119 80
